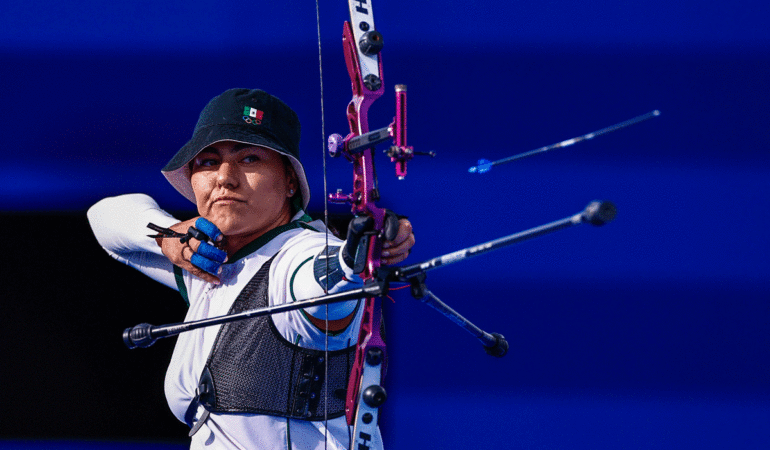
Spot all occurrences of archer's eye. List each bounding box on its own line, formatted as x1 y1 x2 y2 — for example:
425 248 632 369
192 154 220 170
197 158 219 167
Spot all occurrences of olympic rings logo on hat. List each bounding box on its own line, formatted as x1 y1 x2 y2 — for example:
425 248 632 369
243 116 263 125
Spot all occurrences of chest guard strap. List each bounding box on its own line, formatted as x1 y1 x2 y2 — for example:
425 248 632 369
196 254 355 421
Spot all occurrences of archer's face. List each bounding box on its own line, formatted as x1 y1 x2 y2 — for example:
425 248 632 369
190 141 297 241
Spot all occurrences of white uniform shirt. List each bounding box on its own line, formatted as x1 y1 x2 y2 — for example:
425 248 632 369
88 194 383 450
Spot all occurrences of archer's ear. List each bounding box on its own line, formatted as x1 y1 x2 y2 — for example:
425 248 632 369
287 177 298 198
283 159 299 195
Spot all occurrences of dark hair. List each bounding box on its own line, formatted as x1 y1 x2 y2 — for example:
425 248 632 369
281 155 304 214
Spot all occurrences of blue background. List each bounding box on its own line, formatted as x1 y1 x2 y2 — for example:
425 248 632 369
1 1 768 448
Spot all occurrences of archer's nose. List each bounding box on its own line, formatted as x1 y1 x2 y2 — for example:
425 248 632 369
216 162 239 189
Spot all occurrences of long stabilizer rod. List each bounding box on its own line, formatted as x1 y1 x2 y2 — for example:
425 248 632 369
396 200 616 279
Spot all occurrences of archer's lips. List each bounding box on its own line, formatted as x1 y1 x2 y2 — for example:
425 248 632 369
213 196 246 205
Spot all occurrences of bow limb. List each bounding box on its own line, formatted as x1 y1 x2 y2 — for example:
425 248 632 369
330 1 390 447
324 1 416 446
341 22 388 450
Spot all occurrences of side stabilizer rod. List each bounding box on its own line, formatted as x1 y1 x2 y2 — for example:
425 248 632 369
421 289 509 357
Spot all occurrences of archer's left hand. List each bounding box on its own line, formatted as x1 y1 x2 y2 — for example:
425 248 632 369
342 212 415 270
381 218 414 266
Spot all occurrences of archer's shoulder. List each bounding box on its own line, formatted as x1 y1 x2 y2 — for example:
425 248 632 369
286 220 343 246
301 213 354 240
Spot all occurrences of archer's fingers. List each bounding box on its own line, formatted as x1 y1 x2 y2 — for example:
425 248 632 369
381 236 414 261
381 245 411 266
194 217 224 243
383 219 413 249
188 240 228 263
382 223 415 265
181 246 222 284
187 264 222 285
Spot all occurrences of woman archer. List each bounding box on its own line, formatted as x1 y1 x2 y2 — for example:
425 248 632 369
88 88 414 449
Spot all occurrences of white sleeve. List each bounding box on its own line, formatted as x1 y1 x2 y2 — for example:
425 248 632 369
297 245 363 320
275 229 363 321
87 193 181 290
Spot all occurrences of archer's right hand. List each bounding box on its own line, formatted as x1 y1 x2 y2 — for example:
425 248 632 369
157 217 227 284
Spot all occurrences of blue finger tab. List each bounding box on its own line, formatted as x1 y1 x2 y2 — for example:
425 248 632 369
195 218 223 242
190 253 221 275
197 241 227 263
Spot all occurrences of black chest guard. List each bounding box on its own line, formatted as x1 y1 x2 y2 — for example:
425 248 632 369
197 254 355 421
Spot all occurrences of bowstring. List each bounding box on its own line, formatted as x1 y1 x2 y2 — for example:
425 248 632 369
314 0 330 448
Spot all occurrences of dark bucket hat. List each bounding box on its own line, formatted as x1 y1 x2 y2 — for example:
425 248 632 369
162 88 310 209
